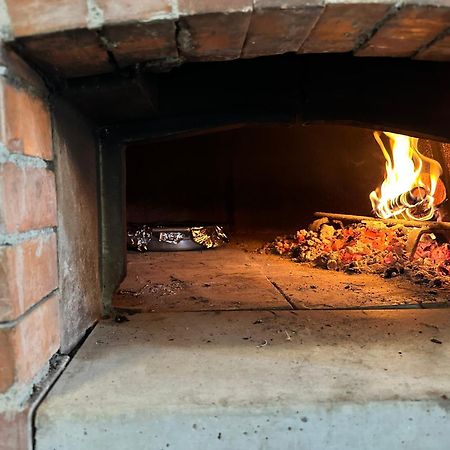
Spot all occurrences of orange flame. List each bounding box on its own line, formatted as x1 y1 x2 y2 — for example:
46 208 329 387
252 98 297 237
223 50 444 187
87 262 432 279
369 131 443 221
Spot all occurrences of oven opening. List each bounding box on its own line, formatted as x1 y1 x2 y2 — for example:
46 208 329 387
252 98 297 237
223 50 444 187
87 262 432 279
6 4 450 446
113 124 450 314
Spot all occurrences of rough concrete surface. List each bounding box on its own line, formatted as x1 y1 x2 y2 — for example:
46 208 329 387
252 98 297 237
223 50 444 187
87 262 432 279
53 99 102 353
36 309 450 450
113 243 450 313
113 248 292 312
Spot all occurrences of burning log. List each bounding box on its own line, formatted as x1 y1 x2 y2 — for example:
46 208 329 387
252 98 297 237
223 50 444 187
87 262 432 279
370 132 445 221
264 131 450 286
374 182 446 221
386 186 432 220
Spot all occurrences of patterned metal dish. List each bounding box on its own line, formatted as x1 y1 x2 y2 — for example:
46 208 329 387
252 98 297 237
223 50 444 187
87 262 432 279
127 224 229 252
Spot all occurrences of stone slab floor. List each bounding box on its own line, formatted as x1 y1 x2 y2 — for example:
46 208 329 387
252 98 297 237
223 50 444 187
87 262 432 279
113 246 450 313
36 309 450 450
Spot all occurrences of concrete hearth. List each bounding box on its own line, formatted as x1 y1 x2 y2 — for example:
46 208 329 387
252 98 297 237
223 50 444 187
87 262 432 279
36 309 450 450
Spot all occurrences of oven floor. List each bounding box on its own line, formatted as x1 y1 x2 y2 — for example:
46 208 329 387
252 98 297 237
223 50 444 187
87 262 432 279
113 237 450 312
35 309 450 450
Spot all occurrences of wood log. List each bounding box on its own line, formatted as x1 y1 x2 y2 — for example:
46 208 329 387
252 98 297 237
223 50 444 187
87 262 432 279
313 211 450 230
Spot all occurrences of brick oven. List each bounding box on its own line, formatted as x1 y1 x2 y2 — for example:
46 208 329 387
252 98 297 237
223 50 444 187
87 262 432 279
2 1 450 449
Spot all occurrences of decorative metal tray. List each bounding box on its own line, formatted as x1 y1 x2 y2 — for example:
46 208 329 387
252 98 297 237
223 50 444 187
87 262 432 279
127 224 229 252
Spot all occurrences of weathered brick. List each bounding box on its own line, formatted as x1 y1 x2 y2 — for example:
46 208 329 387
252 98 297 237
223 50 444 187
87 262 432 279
356 5 450 57
0 164 57 233
18 29 113 78
3 83 52 159
0 328 15 392
97 0 174 24
178 0 252 61
301 3 392 54
0 233 58 322
0 293 59 393
178 12 252 61
0 408 28 450
0 46 46 94
179 0 252 15
415 32 450 61
242 2 322 58
5 0 87 38
102 21 178 67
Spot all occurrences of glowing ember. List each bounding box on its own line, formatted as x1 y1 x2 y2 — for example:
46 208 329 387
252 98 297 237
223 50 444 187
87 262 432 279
369 132 444 221
265 218 450 286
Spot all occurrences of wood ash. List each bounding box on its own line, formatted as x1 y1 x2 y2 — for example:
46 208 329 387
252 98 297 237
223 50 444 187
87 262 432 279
265 217 450 287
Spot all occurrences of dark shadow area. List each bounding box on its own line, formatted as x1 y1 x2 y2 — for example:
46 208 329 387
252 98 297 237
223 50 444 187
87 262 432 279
62 54 450 142
127 124 393 232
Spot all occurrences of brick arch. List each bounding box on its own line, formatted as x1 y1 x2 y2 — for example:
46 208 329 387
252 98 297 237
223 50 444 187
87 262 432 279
4 0 450 79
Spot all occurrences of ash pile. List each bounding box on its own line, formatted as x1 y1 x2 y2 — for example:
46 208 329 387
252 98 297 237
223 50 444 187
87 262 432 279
265 217 450 287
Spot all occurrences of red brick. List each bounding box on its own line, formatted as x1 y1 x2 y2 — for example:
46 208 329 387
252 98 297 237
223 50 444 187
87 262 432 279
3 83 52 159
6 0 87 38
179 0 252 14
178 12 252 61
18 29 113 78
0 46 46 94
0 233 58 322
0 408 29 450
0 164 57 233
415 33 450 61
97 0 174 24
178 0 252 61
0 293 59 393
0 328 14 392
242 5 322 58
301 3 391 54
356 5 450 57
102 21 178 67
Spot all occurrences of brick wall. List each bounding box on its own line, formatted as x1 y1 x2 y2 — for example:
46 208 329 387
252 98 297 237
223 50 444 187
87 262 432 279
0 46 60 450
0 43 103 447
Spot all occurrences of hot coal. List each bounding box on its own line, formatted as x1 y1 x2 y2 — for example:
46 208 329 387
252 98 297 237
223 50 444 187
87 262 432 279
265 217 450 287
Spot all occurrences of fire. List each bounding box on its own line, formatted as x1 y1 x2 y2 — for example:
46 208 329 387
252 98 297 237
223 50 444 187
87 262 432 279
369 131 444 221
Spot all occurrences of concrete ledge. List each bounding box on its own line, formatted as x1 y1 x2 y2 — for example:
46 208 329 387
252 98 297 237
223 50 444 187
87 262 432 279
36 310 450 449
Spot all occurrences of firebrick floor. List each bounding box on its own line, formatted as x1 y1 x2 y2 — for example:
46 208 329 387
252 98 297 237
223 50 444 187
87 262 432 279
113 242 450 312
36 309 450 450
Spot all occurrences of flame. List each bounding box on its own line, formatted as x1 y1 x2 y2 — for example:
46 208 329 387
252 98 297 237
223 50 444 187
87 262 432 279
369 131 443 221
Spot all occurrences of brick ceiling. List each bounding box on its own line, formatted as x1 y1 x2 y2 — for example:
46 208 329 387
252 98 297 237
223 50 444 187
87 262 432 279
3 0 450 79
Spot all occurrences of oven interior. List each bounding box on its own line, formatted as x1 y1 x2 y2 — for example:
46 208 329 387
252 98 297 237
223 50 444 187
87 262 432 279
113 123 450 314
